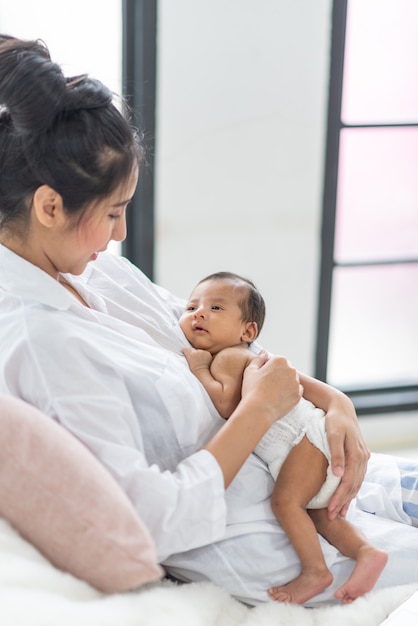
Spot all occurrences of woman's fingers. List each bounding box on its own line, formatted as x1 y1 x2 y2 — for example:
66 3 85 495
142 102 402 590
242 353 302 423
327 427 370 519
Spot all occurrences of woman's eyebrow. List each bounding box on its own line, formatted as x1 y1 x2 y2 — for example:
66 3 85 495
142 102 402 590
113 195 135 208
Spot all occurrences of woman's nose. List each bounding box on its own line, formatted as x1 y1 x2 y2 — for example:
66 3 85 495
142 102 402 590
113 214 127 242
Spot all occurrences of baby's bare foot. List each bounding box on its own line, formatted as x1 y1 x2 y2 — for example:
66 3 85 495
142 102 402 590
269 568 333 604
334 547 388 604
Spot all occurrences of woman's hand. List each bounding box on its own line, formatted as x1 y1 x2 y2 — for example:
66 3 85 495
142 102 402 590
325 398 370 519
242 351 303 426
205 351 303 487
299 373 370 519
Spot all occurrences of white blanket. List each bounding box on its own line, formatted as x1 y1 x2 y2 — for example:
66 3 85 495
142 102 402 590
0 519 415 626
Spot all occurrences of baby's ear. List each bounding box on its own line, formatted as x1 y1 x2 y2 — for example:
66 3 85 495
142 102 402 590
241 322 258 343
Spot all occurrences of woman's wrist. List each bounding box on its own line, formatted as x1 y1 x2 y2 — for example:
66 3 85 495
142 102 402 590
204 400 273 488
328 390 357 419
300 373 356 419
239 393 279 428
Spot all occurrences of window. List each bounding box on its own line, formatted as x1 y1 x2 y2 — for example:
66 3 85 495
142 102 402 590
122 0 157 279
316 0 418 414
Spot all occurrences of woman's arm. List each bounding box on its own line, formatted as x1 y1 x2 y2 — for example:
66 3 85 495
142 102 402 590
300 372 370 519
205 352 303 488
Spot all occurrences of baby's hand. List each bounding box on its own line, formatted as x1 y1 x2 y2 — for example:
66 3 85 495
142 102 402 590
182 347 213 372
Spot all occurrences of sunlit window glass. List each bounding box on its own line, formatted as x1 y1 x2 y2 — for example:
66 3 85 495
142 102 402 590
342 0 418 124
328 264 418 389
335 128 418 263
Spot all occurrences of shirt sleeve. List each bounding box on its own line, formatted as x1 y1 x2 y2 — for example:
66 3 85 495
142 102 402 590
60 407 228 562
10 319 228 562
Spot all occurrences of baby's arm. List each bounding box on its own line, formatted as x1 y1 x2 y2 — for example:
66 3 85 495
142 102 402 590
183 346 254 419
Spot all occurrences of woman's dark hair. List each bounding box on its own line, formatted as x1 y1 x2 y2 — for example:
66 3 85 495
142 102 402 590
198 271 266 337
0 34 143 232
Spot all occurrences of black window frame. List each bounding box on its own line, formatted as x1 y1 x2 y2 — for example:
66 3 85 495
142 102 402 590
122 0 157 280
315 0 418 415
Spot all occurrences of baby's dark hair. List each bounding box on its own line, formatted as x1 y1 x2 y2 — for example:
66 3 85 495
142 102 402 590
0 34 143 233
198 271 266 338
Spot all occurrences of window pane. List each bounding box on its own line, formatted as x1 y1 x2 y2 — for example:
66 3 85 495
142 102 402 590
342 0 418 124
334 127 418 263
327 264 418 389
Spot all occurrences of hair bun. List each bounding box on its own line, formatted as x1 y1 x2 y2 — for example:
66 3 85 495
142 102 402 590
0 33 141 231
64 75 113 113
0 36 66 136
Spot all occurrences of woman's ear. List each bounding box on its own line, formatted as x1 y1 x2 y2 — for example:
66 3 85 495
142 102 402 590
32 185 65 228
241 322 258 344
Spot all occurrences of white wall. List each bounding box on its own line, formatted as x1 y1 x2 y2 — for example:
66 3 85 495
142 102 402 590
155 0 332 374
0 0 331 374
0 0 121 93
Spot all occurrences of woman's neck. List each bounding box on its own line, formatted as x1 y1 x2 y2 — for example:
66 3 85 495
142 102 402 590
58 276 90 307
0 232 59 281
0 233 89 307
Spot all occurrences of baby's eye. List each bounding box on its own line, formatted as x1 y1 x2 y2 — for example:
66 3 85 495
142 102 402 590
186 305 196 311
211 305 223 311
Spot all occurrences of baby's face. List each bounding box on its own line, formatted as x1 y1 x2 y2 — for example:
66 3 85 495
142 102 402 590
179 279 249 354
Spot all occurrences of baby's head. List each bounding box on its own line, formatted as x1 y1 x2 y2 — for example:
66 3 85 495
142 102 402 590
180 271 266 354
199 272 266 335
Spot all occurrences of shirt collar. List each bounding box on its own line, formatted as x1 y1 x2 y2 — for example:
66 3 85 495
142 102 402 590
0 243 74 310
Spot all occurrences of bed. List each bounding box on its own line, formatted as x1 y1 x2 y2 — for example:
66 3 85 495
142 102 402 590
0 394 416 626
0 520 414 626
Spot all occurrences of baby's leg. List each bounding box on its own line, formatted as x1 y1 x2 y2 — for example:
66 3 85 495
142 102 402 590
309 509 388 604
268 436 333 604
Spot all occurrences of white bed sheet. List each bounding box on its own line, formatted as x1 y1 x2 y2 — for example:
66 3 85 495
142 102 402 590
0 516 415 626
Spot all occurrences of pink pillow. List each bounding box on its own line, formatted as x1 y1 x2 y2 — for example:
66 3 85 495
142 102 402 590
0 394 163 592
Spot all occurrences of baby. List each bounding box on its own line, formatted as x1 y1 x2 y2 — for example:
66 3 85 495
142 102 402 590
179 271 387 605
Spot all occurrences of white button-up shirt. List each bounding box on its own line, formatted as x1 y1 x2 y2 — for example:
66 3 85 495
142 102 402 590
0 245 228 561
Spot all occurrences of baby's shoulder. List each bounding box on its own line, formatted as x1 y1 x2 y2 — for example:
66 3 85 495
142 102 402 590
212 345 255 371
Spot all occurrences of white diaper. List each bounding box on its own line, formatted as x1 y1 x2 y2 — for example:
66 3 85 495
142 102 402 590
254 398 341 509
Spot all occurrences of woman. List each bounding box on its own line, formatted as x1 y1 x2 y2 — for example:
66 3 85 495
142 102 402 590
0 35 417 606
